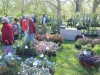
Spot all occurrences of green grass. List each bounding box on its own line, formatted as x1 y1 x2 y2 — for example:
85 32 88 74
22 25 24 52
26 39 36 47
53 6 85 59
54 40 100 75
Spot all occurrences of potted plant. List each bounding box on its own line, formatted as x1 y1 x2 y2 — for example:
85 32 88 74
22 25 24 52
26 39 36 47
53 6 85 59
75 42 81 49
52 51 56 57
76 23 82 30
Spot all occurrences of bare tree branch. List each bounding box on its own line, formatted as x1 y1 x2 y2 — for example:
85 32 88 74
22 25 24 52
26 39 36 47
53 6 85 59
61 2 66 6
45 0 57 9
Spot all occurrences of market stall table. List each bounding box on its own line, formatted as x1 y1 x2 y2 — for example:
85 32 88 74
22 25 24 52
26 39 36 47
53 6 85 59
60 28 82 40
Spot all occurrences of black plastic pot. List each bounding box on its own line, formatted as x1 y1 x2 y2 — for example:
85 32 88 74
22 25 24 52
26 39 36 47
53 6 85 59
75 45 81 49
52 52 56 57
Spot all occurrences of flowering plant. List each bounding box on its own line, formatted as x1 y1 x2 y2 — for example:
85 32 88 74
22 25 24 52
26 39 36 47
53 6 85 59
92 38 100 45
34 41 60 54
76 38 92 45
0 54 22 75
18 57 56 75
35 34 64 42
76 45 100 68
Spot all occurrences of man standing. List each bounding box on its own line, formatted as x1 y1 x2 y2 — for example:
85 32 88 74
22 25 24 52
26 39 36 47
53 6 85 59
42 13 47 27
31 14 36 24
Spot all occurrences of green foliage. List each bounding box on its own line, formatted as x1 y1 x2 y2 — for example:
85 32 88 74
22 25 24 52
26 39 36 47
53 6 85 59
0 54 21 75
15 39 38 57
93 44 100 55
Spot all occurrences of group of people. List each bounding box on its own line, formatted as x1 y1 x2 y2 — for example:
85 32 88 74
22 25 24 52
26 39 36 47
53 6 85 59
1 13 47 47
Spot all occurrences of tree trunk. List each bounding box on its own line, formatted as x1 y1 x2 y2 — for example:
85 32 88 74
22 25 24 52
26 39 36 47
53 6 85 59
75 0 82 12
92 0 100 13
56 0 62 33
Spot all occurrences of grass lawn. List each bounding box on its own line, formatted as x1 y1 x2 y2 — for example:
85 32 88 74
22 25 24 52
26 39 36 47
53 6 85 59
54 40 100 75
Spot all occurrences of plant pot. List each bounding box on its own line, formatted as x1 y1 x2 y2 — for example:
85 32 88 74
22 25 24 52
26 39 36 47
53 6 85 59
49 67 55 75
57 42 61 47
82 27 86 29
92 64 98 68
84 63 90 68
77 28 82 30
52 52 56 57
47 53 52 57
75 45 81 49
79 60 84 65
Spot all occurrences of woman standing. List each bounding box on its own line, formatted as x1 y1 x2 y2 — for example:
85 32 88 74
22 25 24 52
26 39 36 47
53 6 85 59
1 17 14 45
12 18 20 40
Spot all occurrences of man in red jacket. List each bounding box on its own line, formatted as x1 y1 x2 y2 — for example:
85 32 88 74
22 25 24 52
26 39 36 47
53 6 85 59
1 17 14 45
25 15 36 42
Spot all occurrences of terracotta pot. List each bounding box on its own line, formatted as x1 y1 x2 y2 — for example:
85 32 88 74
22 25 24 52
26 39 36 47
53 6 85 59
84 63 90 68
79 60 84 65
92 64 98 68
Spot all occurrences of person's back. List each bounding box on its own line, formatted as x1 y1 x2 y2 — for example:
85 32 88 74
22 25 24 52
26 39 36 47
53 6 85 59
29 19 36 34
22 19 28 31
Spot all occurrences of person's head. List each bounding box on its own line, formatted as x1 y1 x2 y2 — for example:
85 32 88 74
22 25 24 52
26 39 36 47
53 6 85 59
42 13 45 17
14 18 18 22
31 14 35 17
1 17 9 23
25 15 31 21
22 16 25 19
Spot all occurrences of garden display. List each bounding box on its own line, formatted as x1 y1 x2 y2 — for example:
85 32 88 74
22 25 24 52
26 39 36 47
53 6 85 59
18 57 56 75
35 34 64 44
75 37 100 49
76 45 100 68
15 34 63 57
0 52 57 75
0 53 22 75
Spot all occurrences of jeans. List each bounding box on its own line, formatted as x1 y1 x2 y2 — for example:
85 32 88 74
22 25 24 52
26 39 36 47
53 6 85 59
29 33 34 42
24 30 28 41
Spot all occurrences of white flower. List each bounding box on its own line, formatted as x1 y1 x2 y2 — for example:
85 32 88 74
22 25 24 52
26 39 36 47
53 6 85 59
25 45 28 49
11 58 14 60
40 54 44 58
46 46 49 51
33 61 38 66
17 44 20 47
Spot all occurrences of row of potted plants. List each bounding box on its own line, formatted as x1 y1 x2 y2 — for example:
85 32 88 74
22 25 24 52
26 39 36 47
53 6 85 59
75 37 100 49
15 39 61 57
0 54 22 75
35 34 64 43
76 45 100 68
0 53 56 75
78 52 100 68
18 56 56 75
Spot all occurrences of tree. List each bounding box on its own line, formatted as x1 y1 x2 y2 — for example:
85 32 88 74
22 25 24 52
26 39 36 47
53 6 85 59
0 0 12 16
45 0 69 25
74 0 83 12
92 0 100 13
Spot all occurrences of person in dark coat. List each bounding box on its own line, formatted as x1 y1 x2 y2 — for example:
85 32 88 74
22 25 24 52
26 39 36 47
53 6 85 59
42 13 47 26
31 14 36 23
1 17 14 45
